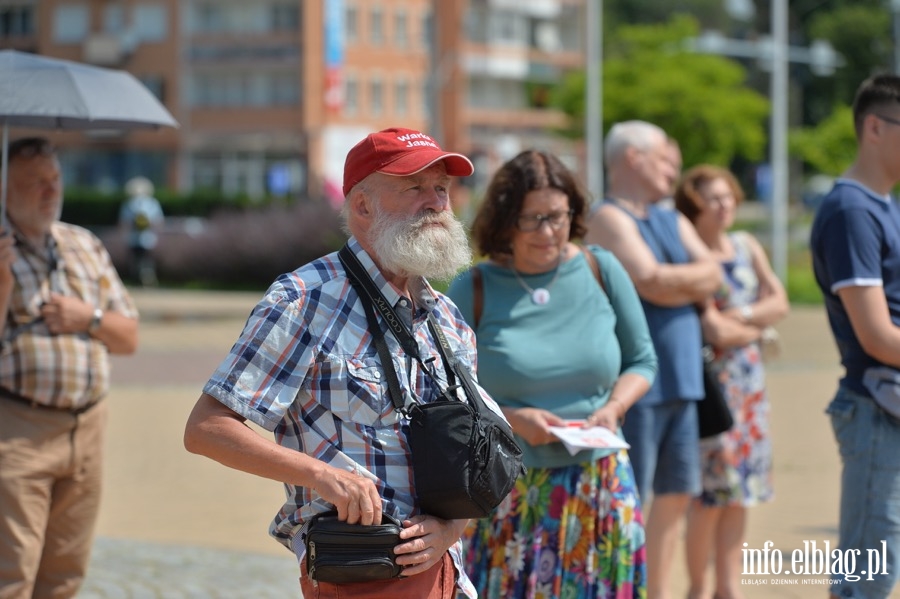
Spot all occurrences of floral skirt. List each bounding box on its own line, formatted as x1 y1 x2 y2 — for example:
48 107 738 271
462 450 646 599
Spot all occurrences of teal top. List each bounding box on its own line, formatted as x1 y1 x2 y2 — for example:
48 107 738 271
447 245 657 469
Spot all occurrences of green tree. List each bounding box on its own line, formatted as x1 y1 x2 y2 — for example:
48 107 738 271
604 0 730 32
789 104 856 176
803 6 891 124
552 15 769 168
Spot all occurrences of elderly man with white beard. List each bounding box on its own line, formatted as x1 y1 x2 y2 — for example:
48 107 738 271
184 128 495 599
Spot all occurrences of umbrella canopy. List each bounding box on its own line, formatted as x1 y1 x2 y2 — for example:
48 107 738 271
0 49 179 225
0 49 178 129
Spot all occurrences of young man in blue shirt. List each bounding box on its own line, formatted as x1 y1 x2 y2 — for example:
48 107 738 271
810 74 900 599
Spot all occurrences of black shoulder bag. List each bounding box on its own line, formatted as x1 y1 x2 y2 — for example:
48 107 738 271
338 246 525 520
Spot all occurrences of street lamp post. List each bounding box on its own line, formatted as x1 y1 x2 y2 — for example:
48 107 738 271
771 0 789 282
585 0 603 202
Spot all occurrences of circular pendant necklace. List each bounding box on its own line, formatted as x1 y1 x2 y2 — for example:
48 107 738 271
512 255 563 305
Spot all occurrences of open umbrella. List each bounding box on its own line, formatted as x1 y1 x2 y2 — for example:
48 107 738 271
0 49 179 226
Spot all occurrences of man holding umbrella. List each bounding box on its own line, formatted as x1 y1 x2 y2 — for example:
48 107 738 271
0 137 138 598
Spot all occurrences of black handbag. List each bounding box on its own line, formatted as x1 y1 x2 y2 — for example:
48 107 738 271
338 246 525 520
406 319 524 519
697 349 734 438
305 511 403 583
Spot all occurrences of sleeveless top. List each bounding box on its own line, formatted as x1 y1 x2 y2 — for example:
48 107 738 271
608 201 704 405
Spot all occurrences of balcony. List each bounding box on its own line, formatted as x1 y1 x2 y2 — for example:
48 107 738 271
465 106 570 130
83 32 133 67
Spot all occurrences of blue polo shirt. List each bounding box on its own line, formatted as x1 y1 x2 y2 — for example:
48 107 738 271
810 179 900 394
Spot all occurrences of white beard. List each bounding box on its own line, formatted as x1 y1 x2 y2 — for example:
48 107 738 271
369 206 472 281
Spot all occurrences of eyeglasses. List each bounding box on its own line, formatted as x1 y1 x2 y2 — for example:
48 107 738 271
515 209 574 232
875 114 900 127
8 137 56 161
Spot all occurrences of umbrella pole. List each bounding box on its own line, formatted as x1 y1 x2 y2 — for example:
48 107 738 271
1 119 7 230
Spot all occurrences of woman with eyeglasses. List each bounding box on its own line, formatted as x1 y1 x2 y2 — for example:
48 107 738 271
447 150 658 598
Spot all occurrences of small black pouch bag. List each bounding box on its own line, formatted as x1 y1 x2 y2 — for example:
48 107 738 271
304 511 403 583
697 347 734 439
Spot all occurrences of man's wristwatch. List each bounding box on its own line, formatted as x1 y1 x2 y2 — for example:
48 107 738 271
88 307 104 334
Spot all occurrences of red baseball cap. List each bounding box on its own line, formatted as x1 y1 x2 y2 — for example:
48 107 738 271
342 127 474 196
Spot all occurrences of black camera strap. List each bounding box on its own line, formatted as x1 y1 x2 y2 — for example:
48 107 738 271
338 244 468 417
425 314 490 418
338 246 421 358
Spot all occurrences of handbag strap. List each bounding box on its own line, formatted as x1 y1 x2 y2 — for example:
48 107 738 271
579 245 607 294
338 244 474 416
425 312 491 418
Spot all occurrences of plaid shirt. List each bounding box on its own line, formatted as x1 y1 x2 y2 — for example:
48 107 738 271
1 222 138 409
203 238 485 597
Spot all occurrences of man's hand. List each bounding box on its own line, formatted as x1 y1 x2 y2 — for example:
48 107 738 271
40 292 93 334
393 515 468 576
310 466 384 526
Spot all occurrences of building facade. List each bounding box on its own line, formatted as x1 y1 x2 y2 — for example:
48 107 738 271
1 0 584 203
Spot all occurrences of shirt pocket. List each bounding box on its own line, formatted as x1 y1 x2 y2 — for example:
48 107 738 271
334 355 397 426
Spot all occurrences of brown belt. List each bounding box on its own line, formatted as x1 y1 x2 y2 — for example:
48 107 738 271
0 386 101 416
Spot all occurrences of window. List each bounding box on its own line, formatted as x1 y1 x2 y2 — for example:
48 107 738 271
370 78 383 116
0 6 35 37
344 74 359 116
103 3 125 34
52 4 89 43
421 81 431 123
557 5 582 52
488 11 525 47
345 4 358 44
370 7 383 45
422 9 432 48
133 3 167 42
394 79 408 116
468 77 524 110
223 74 243 107
193 2 223 34
247 73 268 107
394 10 408 48
271 2 299 32
190 70 298 108
272 74 299 105
139 75 165 104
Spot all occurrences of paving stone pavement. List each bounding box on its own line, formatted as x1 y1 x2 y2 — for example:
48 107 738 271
80 537 301 598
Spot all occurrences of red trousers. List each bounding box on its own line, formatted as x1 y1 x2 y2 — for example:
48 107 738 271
299 552 456 599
